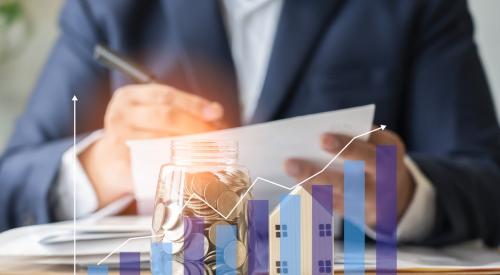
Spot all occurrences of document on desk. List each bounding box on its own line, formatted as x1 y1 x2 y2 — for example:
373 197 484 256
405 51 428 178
128 104 375 213
1 216 500 272
335 241 500 272
0 216 151 267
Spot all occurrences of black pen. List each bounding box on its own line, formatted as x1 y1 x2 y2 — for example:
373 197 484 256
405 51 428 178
93 44 228 129
93 44 156 84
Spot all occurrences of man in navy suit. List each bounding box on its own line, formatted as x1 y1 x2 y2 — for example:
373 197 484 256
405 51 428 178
1 0 499 249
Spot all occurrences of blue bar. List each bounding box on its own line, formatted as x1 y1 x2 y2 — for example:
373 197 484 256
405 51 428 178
87 265 108 275
376 145 397 275
280 195 301 275
248 200 269 274
120 252 140 275
344 161 365 275
216 224 237 274
312 185 333 275
151 242 173 275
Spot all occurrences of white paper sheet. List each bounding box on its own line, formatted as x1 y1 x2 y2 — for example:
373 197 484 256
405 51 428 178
0 216 151 259
127 104 375 213
1 216 499 272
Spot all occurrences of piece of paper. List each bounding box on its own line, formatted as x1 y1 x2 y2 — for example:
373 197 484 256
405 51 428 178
0 216 151 259
127 104 375 213
1 216 499 272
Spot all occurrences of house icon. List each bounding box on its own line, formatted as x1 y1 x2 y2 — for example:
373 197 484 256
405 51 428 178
268 185 334 274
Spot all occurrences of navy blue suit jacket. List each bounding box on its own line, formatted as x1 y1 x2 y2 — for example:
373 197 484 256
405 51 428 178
1 0 499 247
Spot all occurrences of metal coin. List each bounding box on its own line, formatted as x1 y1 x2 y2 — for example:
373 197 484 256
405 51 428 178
183 233 209 261
193 172 219 196
237 220 247 242
171 260 184 275
243 200 249 226
170 240 184 255
223 240 247 269
204 253 216 264
208 220 230 245
152 203 166 233
220 270 242 275
203 263 214 275
183 261 205 275
204 180 227 209
164 217 191 243
163 204 181 231
184 173 194 196
216 190 239 218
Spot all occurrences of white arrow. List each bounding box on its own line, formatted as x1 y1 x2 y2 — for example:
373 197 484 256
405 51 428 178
72 95 77 275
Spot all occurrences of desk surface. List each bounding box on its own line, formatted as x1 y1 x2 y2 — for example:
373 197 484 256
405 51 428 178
1 265 500 275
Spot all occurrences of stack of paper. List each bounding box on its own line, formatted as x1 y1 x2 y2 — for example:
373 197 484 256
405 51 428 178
0 216 499 273
334 241 500 272
0 216 151 268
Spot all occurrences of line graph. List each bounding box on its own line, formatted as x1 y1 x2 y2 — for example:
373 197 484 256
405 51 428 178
97 235 163 265
97 125 386 265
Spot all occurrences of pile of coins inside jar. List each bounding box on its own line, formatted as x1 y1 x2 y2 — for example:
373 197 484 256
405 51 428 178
152 168 251 274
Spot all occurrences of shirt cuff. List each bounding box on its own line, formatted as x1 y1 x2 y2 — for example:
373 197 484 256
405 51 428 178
364 156 436 242
53 130 104 220
396 156 436 242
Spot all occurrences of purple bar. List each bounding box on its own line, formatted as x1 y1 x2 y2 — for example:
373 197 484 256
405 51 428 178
119 252 140 275
247 200 269 274
312 185 333 275
184 217 205 273
376 145 397 274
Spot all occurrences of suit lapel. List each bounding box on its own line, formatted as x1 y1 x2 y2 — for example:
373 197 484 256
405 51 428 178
251 0 345 124
162 0 241 127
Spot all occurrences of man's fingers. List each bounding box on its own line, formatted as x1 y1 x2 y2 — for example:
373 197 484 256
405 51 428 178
284 158 330 183
284 158 345 194
119 129 172 140
368 127 407 160
321 133 376 174
173 90 224 121
115 84 223 121
126 105 216 135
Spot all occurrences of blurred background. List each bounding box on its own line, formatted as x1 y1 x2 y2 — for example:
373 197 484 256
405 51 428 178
0 0 499 151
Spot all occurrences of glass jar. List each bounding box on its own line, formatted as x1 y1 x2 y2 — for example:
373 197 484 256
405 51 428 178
151 140 251 274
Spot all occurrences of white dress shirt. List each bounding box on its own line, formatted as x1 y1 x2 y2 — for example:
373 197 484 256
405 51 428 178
55 0 435 242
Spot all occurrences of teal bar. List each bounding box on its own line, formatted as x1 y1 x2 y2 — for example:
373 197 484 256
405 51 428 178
344 160 365 275
216 224 237 274
87 265 108 275
279 195 300 275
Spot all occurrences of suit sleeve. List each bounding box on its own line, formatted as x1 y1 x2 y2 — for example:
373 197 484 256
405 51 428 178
0 0 109 231
404 0 500 247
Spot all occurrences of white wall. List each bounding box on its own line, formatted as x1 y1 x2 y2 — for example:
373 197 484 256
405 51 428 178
0 0 64 149
0 0 498 150
469 0 500 118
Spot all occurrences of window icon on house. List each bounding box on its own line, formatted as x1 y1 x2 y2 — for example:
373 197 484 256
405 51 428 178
318 223 332 237
275 224 288 238
276 260 288 273
318 260 332 273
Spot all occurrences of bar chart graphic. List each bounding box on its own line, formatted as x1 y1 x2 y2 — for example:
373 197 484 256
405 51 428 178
88 126 399 274
344 161 366 275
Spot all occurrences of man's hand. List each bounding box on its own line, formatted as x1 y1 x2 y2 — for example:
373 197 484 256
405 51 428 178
284 127 415 227
80 84 224 208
